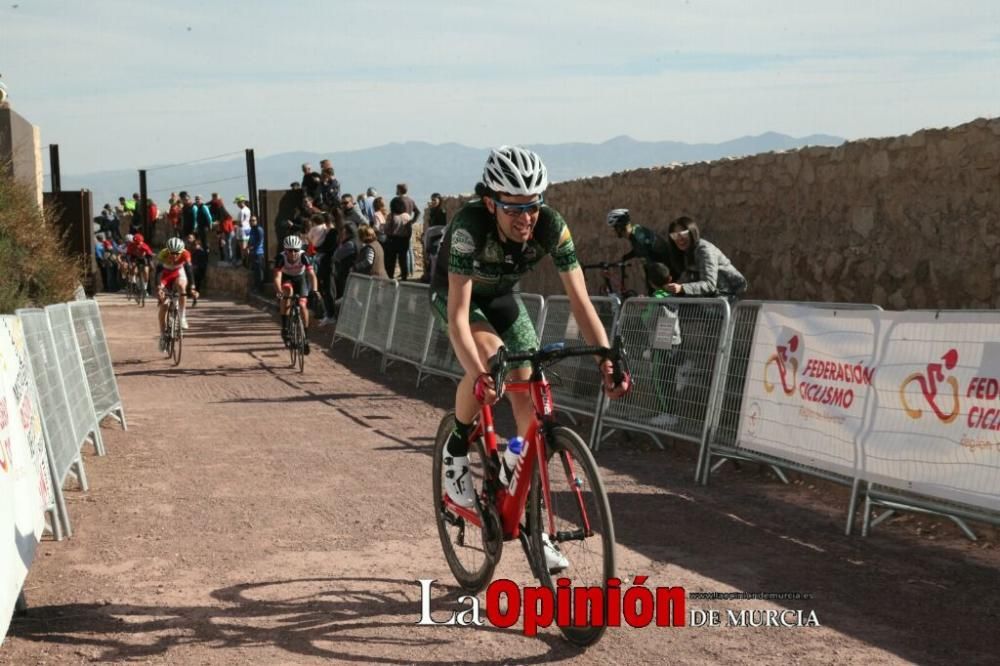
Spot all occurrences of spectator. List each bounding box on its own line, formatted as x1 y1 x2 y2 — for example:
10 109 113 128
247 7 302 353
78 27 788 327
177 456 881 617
98 203 121 242
181 192 196 238
307 212 330 250
606 208 674 294
641 262 683 429
167 194 182 235
301 163 322 201
332 222 360 304
122 194 137 213
192 238 209 296
341 194 367 227
390 183 420 278
315 207 344 324
665 216 747 304
426 193 447 227
210 193 235 262
371 196 388 243
383 208 412 280
359 186 377 222
192 194 214 250
234 196 252 266
319 167 341 211
354 224 388 278
247 215 266 290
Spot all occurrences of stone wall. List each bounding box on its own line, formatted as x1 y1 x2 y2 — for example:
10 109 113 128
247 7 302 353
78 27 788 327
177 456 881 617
445 117 1000 309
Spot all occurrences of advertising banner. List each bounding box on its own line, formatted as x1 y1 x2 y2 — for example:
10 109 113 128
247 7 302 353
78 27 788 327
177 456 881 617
862 311 1000 512
1 316 51 644
736 304 880 477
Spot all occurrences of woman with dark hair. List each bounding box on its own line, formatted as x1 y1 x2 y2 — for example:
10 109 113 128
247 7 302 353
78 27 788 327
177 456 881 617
665 216 747 303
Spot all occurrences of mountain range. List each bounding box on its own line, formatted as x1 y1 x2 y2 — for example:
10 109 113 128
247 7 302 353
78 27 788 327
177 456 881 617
53 132 844 214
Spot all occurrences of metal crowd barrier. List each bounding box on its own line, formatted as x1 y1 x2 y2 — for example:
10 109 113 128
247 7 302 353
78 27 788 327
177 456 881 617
68 300 127 429
330 273 374 356
597 297 731 459
357 278 399 356
537 295 619 432
45 304 106 458
382 282 434 377
16 309 90 538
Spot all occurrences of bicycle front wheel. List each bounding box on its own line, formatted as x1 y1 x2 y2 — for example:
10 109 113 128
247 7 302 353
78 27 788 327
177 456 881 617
171 306 183 366
294 312 306 373
432 412 501 593
529 426 615 646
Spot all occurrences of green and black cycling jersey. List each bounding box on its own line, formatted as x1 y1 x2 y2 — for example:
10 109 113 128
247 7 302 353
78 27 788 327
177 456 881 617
429 200 580 358
624 224 671 266
431 200 580 296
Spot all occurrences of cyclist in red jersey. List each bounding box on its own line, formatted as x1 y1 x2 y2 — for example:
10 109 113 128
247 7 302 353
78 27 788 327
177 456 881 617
126 232 154 291
156 237 196 335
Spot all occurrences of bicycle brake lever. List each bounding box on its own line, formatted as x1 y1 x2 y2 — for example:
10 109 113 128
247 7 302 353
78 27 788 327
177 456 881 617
611 335 630 385
491 346 508 400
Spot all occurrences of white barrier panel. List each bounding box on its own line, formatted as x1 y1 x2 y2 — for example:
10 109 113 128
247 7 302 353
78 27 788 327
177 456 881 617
68 300 126 429
1 317 54 645
383 282 434 373
16 309 90 511
737 304 879 478
862 311 1000 513
45 304 105 457
331 274 373 351
358 278 398 353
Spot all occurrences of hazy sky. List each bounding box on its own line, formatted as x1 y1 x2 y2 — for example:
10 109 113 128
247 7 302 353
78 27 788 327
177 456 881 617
2 0 998 176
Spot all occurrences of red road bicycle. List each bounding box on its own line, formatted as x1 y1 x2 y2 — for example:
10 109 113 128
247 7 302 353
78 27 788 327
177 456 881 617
432 338 629 646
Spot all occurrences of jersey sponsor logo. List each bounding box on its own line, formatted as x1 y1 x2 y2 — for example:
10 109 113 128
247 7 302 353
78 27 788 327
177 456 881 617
452 228 476 255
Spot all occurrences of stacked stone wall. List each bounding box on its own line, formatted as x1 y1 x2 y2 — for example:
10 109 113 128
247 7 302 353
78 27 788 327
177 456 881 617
445 117 1000 309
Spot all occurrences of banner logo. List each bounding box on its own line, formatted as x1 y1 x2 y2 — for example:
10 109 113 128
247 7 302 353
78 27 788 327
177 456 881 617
764 331 801 396
900 349 961 423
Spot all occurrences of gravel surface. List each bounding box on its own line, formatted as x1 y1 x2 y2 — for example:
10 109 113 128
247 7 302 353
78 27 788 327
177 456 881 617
3 293 998 665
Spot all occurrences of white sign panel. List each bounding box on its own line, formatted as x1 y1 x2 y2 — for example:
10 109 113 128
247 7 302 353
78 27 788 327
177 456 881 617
861 311 1000 512
1 316 49 645
737 304 879 476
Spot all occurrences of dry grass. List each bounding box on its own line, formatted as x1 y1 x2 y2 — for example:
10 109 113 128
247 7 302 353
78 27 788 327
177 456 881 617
0 166 82 313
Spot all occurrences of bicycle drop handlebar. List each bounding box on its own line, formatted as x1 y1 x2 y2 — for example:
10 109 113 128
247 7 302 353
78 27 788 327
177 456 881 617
487 336 630 400
580 261 628 270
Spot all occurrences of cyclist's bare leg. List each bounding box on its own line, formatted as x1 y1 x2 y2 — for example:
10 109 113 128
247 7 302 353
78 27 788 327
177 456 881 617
299 297 310 328
157 286 167 333
455 324 534 436
279 284 293 315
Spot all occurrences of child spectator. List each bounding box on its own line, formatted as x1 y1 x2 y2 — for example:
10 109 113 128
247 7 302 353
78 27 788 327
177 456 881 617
642 262 683 430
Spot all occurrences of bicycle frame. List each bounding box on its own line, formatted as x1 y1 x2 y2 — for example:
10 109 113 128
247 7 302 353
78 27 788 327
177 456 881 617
442 374 592 544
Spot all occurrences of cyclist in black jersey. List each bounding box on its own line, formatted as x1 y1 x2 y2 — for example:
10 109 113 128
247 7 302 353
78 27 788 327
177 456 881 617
431 146 631 509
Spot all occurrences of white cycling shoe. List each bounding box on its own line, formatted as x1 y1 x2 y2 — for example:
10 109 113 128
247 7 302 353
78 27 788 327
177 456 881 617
180 315 189 330
541 533 569 573
442 454 476 508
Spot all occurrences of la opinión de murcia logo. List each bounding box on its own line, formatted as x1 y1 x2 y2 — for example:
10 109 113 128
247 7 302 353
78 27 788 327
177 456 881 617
899 348 1000 434
415 579 820 633
762 330 874 409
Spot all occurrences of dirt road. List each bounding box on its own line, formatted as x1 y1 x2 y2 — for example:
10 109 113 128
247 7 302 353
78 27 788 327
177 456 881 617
3 294 998 664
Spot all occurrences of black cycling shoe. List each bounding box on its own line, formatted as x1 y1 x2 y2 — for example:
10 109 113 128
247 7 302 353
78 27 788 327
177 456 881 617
303 341 311 355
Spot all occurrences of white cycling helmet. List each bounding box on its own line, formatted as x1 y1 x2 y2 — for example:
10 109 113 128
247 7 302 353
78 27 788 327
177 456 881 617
482 146 548 196
283 235 303 250
606 208 631 227
166 237 185 253
125 234 135 243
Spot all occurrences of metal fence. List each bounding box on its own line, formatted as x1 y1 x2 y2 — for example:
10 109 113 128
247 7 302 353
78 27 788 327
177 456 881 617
358 278 399 355
68 300 126 429
330 273 373 354
16 309 89 538
597 297 731 460
45 304 106 458
383 282 434 376
537 295 619 421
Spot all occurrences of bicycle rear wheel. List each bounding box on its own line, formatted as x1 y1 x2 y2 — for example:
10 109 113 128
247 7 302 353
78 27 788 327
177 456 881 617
529 426 615 646
170 304 183 366
432 412 502 593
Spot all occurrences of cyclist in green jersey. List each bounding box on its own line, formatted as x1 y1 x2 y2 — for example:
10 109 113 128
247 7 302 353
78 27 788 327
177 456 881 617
430 146 631 509
606 208 674 293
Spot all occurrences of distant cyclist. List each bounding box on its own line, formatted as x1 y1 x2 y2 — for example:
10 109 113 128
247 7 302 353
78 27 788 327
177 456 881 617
126 232 154 292
606 208 674 294
431 146 631 510
273 235 317 354
156 237 196 337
